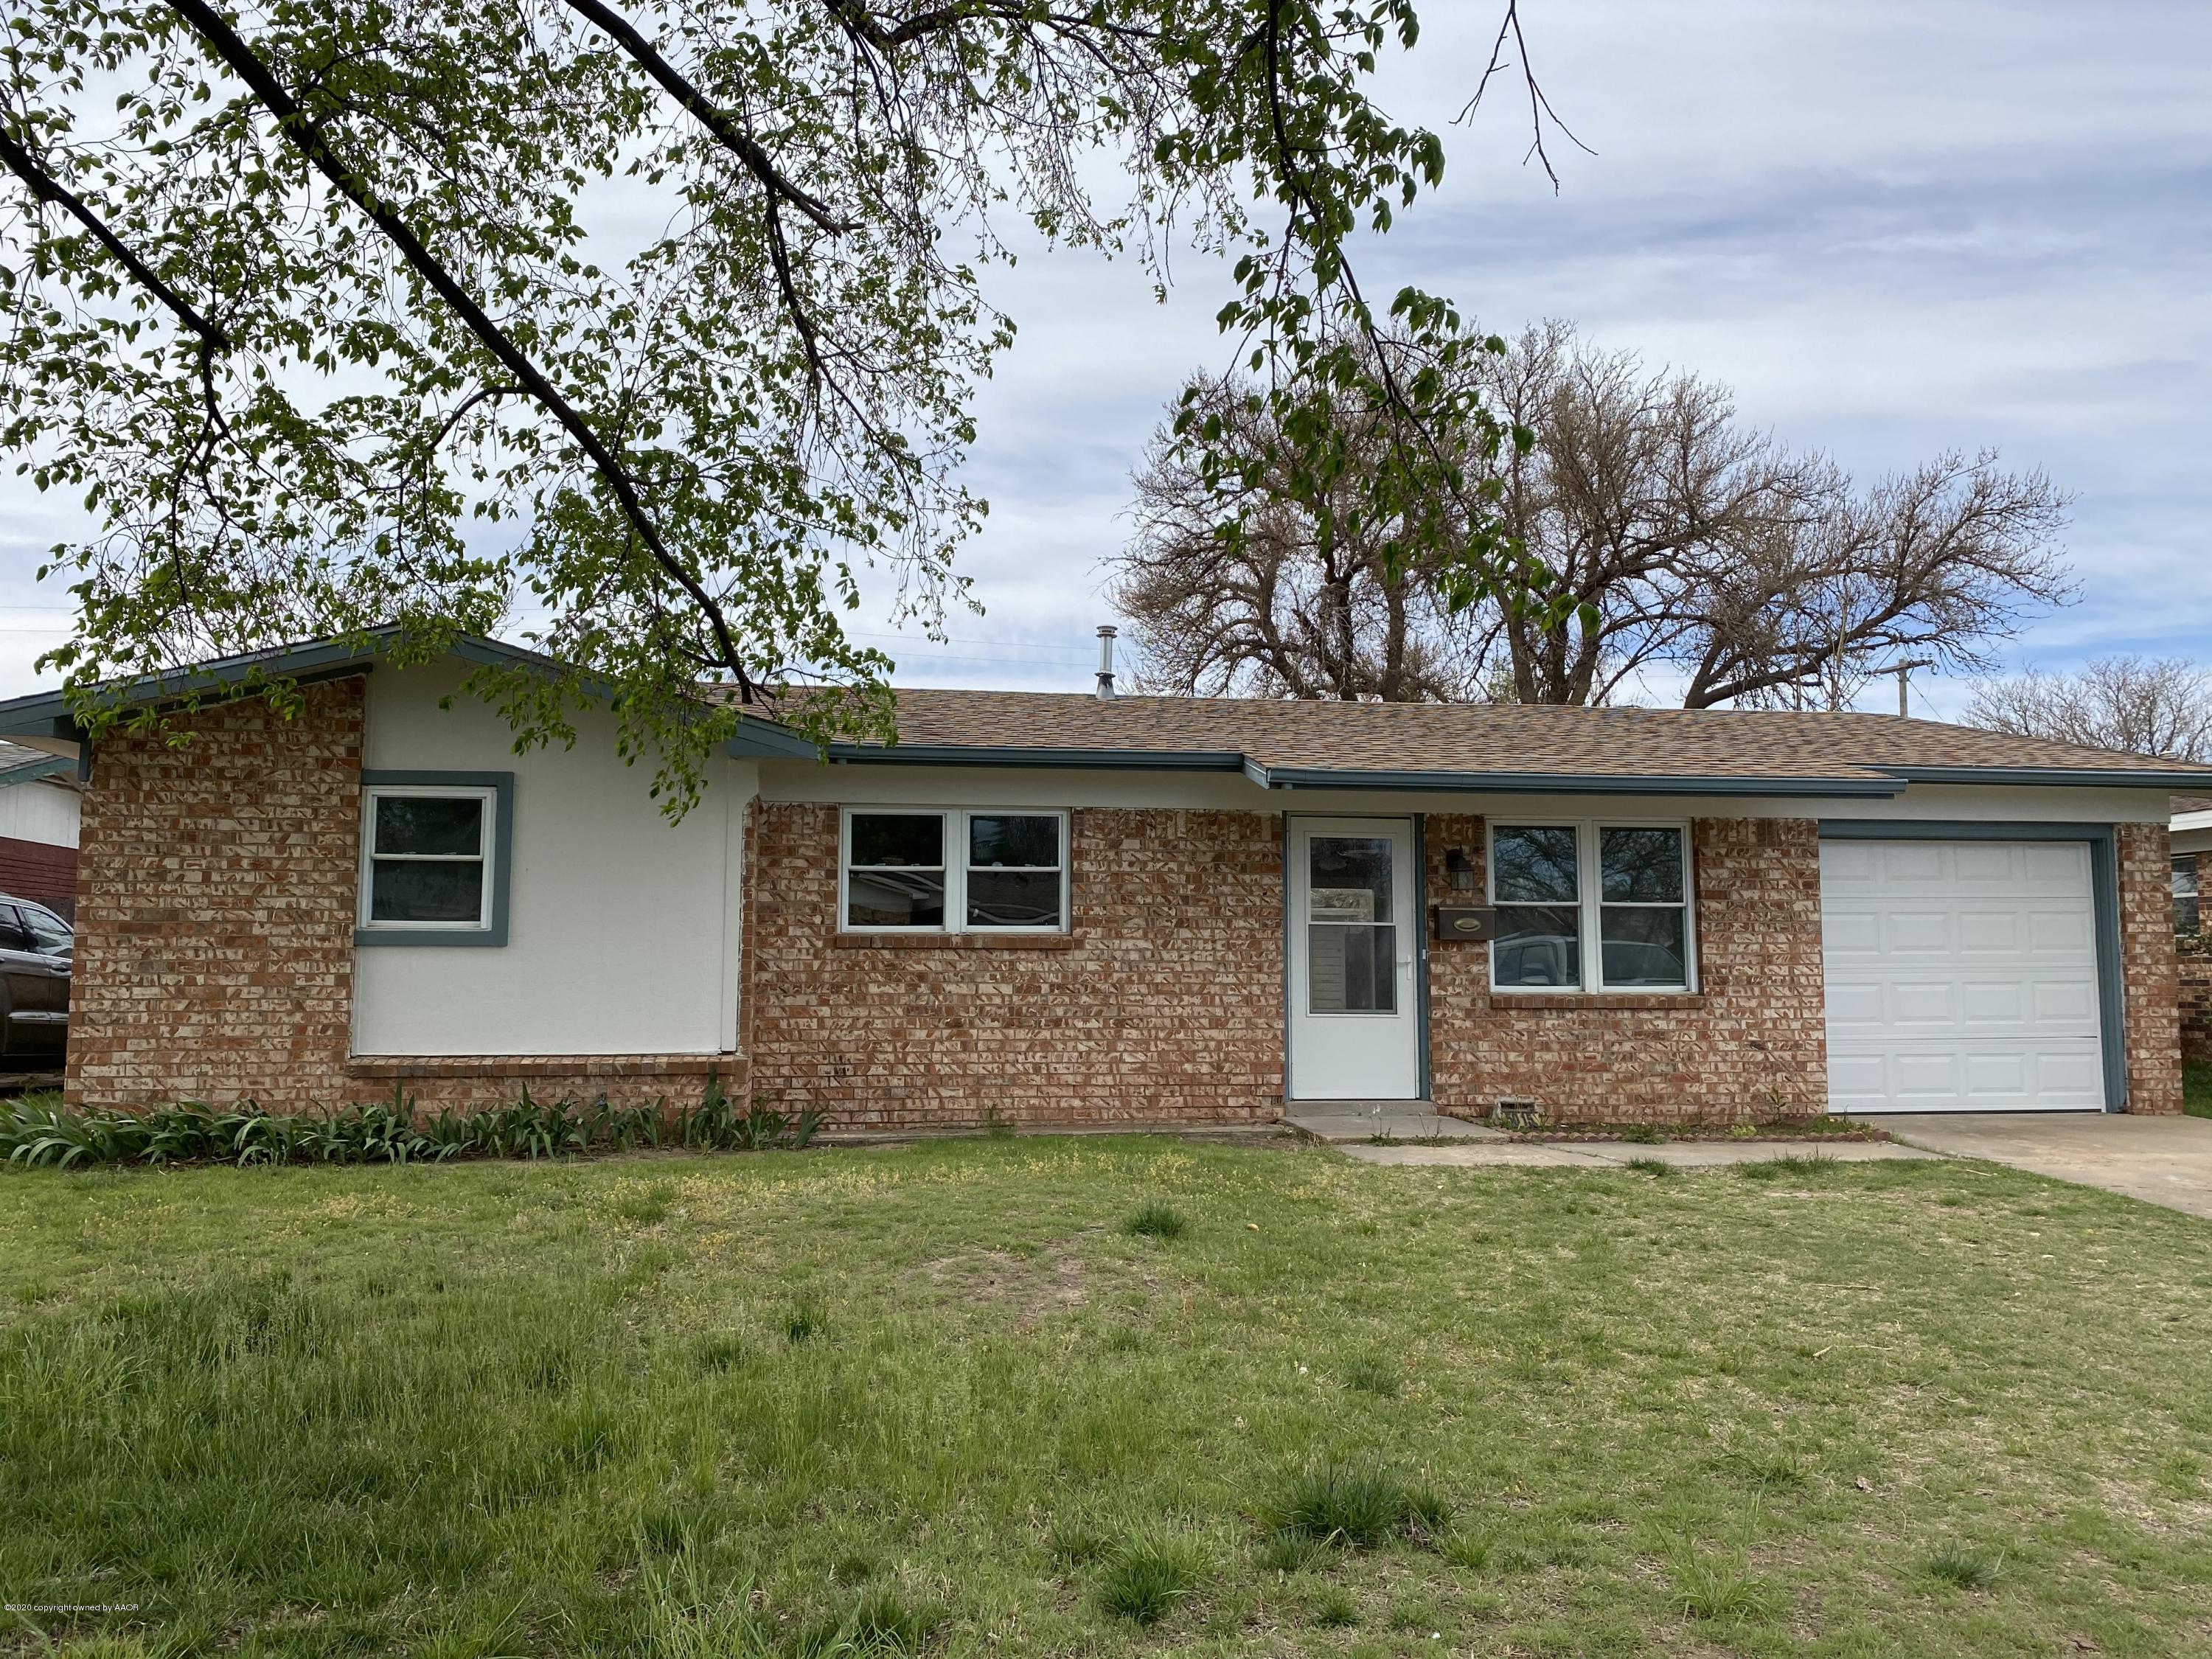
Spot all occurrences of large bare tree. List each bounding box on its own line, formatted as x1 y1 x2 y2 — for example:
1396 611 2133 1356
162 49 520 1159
1111 365 1500 699
1963 657 2212 761
1114 321 2076 707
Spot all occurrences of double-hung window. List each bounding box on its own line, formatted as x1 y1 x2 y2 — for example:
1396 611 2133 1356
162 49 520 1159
841 809 1068 933
1489 821 1694 992
357 773 512 944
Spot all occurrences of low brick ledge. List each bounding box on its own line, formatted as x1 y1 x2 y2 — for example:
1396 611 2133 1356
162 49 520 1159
830 933 1081 951
1488 993 1708 1012
346 1054 738 1079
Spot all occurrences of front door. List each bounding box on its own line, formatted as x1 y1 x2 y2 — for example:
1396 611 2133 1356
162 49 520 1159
1287 818 1422 1100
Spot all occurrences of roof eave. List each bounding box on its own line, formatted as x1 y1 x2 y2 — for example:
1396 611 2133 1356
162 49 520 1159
0 627 568 740
1252 765 1905 797
1879 765 2212 790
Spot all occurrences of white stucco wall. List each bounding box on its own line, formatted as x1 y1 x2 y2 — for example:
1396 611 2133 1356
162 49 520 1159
0 777 80 846
353 662 756 1057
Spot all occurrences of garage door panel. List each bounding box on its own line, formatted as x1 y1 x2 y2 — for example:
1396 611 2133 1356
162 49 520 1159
1879 843 1947 882
1957 909 2021 953
1958 979 2023 1023
2027 908 2093 954
1954 844 2018 882
1820 838 2104 1113
1823 911 1882 955
1888 910 1952 953
1961 1051 2028 1096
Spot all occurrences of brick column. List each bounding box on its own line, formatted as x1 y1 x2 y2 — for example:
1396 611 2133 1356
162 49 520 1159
2116 820 2185 1113
68 678 363 1110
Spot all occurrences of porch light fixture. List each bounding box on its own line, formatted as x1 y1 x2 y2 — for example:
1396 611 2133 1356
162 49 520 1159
1444 847 1475 894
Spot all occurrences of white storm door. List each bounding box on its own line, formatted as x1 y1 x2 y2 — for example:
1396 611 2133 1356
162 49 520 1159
1820 838 2106 1113
1287 818 1422 1101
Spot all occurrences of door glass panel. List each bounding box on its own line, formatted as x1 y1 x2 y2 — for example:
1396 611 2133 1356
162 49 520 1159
1309 924 1397 1013
1493 905 1580 987
1600 907 1687 987
1600 827 1683 902
1308 837 1391 921
1306 835 1396 1012
1493 826 1579 902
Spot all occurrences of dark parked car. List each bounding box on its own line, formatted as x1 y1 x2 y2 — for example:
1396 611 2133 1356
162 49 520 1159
0 896 71 1065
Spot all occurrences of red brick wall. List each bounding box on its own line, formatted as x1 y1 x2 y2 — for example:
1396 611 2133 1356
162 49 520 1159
2181 936 2211 1069
742 802 1284 1129
69 681 364 1110
1424 815 1829 1126
2118 820 2185 1112
0 832 77 915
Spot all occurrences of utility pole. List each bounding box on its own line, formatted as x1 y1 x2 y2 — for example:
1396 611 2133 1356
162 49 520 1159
1889 658 1935 717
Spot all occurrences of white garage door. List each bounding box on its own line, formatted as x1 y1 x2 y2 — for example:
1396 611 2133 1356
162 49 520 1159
1820 838 2106 1113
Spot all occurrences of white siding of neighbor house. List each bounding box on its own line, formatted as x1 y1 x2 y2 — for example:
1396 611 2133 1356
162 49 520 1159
756 762 2177 827
0 777 80 847
353 661 757 1058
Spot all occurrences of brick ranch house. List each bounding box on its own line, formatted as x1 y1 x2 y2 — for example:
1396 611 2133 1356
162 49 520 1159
3 632 2206 1130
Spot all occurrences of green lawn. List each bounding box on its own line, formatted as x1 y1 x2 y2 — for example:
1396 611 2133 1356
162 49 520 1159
7 1142 2212 1657
2185 1062 2212 1118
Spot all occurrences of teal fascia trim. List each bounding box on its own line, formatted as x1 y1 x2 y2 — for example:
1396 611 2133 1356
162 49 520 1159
726 720 821 759
1817 819 2129 1113
0 627 568 739
0 754 78 788
1878 765 2212 790
355 770 515 949
1253 765 1905 798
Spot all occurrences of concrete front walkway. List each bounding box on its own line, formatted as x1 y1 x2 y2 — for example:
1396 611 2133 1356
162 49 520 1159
1875 1112 2212 1220
1337 1138 1935 1169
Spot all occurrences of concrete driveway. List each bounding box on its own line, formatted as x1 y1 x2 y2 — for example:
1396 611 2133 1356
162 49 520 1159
1876 1113 2212 1220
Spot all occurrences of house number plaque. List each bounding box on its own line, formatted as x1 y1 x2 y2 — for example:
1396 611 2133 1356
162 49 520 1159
1432 906 1498 942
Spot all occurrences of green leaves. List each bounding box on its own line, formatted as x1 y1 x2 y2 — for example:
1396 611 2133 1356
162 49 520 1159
4 0 1530 807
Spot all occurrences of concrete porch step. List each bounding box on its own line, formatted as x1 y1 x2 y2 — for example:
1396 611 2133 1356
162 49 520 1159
1281 1102 1505 1144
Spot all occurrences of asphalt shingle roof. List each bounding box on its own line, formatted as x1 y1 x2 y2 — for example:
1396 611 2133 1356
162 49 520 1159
811 689 2212 787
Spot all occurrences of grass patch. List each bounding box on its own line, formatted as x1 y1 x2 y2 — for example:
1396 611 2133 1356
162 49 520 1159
1260 1458 1446 1548
1622 1155 1673 1177
1121 1200 1187 1239
1736 1152 1837 1182
1927 1546 2002 1590
1 1138 2208 1654
2185 1063 2212 1119
1340 1352 1401 1397
1673 1551 1775 1622
1094 1532 1208 1624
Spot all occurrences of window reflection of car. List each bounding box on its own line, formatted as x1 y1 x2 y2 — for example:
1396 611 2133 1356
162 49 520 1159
0 896 71 1067
1495 933 1576 986
1601 939 1685 987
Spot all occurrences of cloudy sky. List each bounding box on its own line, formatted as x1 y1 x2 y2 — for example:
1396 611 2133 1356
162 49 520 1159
1 0 2205 716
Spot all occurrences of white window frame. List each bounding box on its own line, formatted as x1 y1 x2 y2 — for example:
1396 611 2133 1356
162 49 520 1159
839 807 1071 935
1487 818 1697 994
358 784 499 935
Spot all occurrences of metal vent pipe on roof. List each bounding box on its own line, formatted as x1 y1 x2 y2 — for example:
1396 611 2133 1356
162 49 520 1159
1095 625 1118 700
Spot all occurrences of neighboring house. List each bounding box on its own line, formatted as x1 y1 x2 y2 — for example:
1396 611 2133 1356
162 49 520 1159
0 738 81 919
2173 795 2211 1067
1 630 2205 1128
